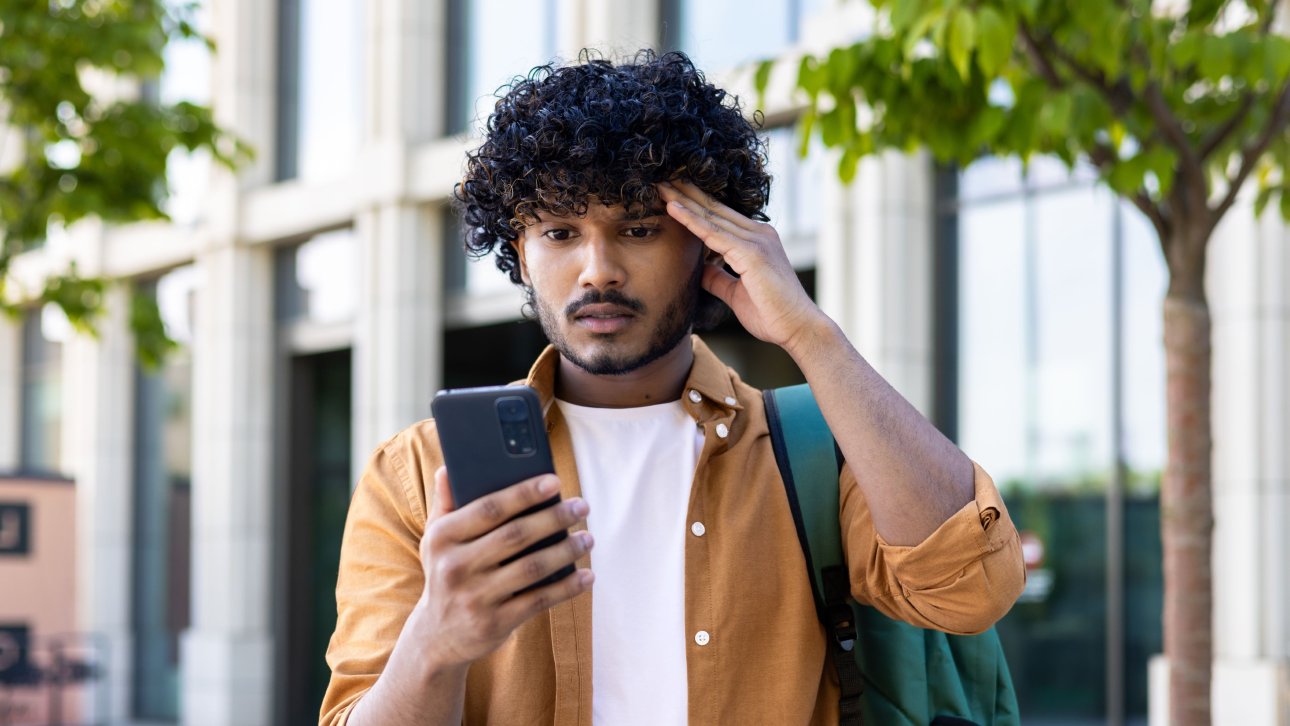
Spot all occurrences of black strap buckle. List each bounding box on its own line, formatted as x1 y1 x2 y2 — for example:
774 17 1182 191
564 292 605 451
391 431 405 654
827 603 857 652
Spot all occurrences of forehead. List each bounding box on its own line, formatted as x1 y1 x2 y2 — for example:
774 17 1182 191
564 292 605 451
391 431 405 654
531 200 666 223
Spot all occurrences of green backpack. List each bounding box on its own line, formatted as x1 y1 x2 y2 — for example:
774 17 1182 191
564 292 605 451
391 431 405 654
763 384 1020 726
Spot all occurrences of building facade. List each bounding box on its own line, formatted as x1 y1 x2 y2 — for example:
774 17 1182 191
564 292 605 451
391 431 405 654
1 1 1287 724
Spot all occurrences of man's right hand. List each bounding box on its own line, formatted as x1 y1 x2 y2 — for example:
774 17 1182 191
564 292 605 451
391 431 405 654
416 467 594 670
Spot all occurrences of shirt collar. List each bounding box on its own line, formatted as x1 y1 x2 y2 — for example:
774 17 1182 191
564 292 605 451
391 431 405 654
523 334 743 417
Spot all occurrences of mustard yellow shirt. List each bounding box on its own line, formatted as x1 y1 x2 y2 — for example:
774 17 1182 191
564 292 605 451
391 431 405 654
321 336 1025 725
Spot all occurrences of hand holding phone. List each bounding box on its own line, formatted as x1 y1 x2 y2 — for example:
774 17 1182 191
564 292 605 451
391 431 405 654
431 385 577 593
404 385 593 672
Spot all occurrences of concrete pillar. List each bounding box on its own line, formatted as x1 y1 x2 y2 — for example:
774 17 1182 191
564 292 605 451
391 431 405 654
0 316 20 470
64 283 135 722
581 0 660 55
352 205 445 473
182 243 275 726
351 0 446 469
1205 200 1290 725
816 150 935 414
177 0 279 721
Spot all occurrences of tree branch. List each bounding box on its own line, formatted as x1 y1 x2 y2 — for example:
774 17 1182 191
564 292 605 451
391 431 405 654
1016 22 1066 90
1198 5 1287 162
1143 83 1206 179
1088 141 1172 242
1211 81 1290 226
1198 92 1256 162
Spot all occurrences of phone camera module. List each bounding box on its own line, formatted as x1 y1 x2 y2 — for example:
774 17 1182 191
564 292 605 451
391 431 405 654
496 397 536 455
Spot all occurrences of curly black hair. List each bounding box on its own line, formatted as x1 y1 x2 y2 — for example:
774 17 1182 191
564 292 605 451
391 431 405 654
453 49 771 287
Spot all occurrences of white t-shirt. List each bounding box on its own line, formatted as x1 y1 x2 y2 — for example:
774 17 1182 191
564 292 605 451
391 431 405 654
556 399 704 726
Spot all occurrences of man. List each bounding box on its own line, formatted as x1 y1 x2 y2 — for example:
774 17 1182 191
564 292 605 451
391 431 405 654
320 50 1024 726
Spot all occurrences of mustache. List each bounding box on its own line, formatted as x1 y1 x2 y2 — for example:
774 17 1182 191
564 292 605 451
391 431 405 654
564 289 646 318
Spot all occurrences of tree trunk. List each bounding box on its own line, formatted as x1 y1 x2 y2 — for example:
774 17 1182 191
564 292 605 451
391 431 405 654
1161 287 1214 725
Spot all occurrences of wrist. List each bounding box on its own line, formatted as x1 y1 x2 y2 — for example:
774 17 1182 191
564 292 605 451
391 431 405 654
782 312 842 364
409 596 471 682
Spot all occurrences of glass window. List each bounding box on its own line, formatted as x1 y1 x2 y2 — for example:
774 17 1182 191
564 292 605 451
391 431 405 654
951 160 1166 723
763 125 826 268
276 0 365 181
275 229 359 325
446 0 561 135
665 0 828 71
19 306 67 474
131 266 197 720
159 0 212 225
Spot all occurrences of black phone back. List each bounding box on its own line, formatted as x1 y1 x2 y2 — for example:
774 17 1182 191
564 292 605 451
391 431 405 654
431 385 571 593
431 385 555 505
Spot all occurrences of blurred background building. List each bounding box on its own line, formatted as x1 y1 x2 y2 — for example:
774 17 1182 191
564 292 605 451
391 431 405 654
0 1 1286 725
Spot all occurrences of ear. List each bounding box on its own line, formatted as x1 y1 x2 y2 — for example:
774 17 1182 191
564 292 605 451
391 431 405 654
511 239 532 285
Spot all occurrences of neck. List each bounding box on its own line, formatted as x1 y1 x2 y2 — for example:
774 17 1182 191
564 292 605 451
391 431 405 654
555 336 695 408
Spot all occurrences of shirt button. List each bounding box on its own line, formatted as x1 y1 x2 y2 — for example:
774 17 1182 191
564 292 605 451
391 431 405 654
695 630 710 646
691 521 706 537
724 396 737 406
688 389 703 404
715 423 729 439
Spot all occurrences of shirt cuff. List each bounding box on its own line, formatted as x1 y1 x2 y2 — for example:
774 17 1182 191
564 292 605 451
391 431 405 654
874 461 1017 590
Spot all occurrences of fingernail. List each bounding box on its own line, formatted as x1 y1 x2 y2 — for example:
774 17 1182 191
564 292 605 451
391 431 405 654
569 498 589 517
579 570 595 586
579 531 595 549
540 476 560 495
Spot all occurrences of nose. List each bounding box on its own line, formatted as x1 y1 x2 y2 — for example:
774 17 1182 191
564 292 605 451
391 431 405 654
576 233 627 291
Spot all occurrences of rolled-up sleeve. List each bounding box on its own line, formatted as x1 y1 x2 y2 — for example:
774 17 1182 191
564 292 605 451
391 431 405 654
318 428 435 726
841 461 1025 635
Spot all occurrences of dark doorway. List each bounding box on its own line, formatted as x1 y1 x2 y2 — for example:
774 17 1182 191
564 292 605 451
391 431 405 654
282 349 352 725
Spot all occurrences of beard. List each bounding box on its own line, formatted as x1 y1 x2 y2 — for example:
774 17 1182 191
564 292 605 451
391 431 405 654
531 257 704 376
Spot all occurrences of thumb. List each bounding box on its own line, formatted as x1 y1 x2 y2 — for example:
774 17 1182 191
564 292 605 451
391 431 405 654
429 466 456 520
701 262 740 305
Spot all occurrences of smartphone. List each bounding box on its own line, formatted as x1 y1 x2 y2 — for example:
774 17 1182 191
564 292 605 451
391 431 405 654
431 385 575 593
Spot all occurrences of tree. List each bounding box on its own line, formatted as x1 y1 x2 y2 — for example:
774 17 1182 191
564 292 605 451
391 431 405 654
760 1 1290 722
0 0 249 366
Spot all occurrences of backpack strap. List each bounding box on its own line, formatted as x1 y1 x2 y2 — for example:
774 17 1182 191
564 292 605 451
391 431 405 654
764 384 864 725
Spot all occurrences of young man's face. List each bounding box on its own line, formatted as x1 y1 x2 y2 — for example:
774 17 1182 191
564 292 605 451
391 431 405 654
514 199 707 376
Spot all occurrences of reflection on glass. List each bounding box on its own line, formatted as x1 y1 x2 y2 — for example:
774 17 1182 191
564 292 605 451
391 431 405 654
955 159 1165 723
159 0 211 225
449 0 559 135
131 267 196 720
276 229 359 324
279 0 364 181
670 0 828 71
763 125 826 267
19 308 64 474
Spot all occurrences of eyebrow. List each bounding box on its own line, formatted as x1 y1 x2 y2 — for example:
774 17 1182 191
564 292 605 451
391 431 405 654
620 207 666 221
532 207 667 224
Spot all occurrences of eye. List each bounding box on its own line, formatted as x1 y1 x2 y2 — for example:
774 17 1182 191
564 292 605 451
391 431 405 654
542 228 573 241
623 225 659 239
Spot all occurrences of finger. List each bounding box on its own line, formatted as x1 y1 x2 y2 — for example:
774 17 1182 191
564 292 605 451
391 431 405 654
497 566 595 624
429 467 456 520
467 495 589 566
660 179 761 233
665 196 747 256
701 262 741 306
487 530 594 603
432 473 562 543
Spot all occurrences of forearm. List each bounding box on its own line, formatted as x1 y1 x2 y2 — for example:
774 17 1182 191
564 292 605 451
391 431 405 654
345 599 468 726
786 315 974 546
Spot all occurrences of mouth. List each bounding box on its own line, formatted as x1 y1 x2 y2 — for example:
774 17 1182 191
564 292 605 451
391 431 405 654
571 303 637 334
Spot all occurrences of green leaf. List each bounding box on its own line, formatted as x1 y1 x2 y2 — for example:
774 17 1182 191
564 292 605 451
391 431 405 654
948 9 978 80
754 59 774 101
839 146 861 184
1254 185 1275 218
1199 34 1234 80
975 7 1014 78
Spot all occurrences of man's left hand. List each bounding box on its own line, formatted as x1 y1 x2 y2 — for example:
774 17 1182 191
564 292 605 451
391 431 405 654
659 179 825 353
